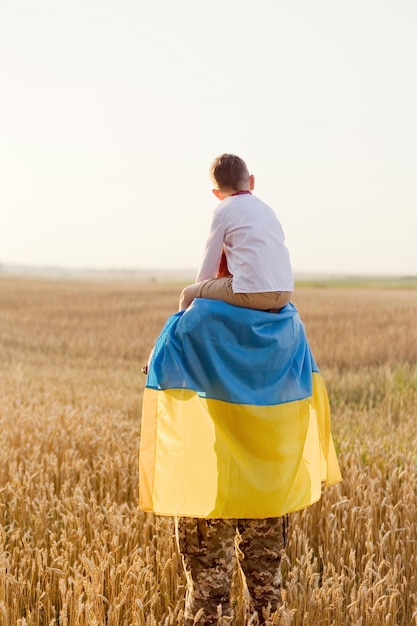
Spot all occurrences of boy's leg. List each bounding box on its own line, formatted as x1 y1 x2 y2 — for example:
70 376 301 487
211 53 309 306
179 282 206 310
180 277 292 313
237 517 288 623
175 517 237 625
196 278 293 311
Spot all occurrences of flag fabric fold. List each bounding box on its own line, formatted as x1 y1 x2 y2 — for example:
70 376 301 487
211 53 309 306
139 298 341 518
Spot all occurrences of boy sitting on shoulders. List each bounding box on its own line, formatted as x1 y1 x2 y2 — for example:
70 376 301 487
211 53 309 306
179 153 294 312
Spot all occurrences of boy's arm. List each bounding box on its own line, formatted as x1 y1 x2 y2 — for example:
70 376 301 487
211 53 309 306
195 214 225 282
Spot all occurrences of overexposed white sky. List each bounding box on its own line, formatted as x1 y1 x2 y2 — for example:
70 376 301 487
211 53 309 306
1 0 416 276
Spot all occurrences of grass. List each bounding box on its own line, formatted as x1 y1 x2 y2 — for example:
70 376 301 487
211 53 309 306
0 277 416 624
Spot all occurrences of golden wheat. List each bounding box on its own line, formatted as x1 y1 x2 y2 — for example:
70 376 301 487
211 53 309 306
0 277 416 625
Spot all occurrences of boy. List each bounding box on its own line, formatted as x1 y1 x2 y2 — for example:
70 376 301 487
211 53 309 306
179 153 294 311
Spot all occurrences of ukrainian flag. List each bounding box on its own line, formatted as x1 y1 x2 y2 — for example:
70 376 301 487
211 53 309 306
139 299 341 518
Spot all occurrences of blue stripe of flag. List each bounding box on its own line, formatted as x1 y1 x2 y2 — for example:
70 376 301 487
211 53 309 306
146 299 318 406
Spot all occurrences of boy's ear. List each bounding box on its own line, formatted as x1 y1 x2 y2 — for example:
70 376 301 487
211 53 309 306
249 174 255 190
212 188 224 200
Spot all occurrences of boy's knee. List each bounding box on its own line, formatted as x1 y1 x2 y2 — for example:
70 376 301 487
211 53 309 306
179 284 199 310
179 286 191 310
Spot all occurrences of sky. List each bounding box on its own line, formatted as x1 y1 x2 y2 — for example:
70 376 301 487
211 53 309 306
1 0 416 276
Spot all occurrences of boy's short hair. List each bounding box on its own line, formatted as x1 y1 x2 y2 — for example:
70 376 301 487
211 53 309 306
209 154 250 191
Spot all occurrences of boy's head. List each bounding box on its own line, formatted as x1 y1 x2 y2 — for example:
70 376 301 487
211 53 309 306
210 154 254 200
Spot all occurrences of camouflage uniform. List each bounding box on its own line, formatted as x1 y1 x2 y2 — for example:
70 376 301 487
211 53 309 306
175 516 288 625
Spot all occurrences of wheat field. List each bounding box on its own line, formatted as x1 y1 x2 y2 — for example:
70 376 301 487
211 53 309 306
0 277 416 625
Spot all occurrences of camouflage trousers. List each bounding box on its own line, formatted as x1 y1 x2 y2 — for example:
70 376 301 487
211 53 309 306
175 516 288 625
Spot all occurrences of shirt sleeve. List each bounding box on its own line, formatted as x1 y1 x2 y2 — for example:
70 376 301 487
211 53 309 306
195 212 225 282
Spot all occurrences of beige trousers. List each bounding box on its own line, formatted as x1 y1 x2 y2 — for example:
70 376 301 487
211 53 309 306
195 277 292 311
